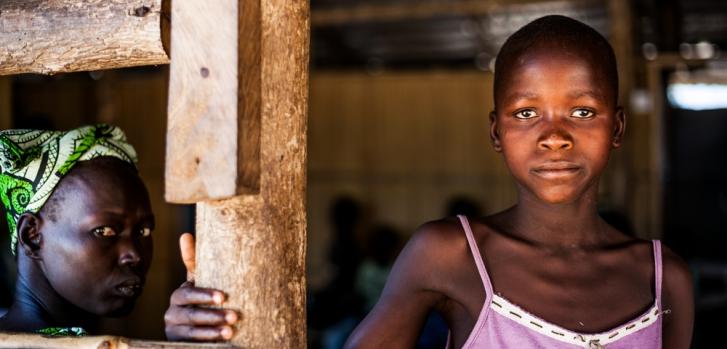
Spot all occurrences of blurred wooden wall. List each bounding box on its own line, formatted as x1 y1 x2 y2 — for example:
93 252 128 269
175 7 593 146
7 68 189 339
307 70 518 288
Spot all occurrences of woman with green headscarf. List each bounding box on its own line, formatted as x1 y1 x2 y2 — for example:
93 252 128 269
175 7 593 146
0 125 154 335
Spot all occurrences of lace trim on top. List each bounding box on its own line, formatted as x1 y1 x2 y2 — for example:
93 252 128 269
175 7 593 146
489 294 661 347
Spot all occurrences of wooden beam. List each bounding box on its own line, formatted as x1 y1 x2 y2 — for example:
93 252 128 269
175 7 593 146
165 0 309 348
311 0 601 26
165 0 260 202
644 53 707 238
0 0 168 76
0 333 238 349
604 0 634 232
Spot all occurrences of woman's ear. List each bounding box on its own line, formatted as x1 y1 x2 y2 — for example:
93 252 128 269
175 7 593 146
17 213 43 259
489 111 502 152
612 107 626 148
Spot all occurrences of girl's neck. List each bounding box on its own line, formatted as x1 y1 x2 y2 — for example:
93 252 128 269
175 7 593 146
504 187 611 249
1 256 95 332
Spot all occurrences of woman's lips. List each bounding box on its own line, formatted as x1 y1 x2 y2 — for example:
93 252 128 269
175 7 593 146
115 279 143 298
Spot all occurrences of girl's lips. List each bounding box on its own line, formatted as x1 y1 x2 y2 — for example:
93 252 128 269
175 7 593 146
531 162 582 179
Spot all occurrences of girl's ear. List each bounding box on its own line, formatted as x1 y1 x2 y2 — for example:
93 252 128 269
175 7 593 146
612 107 626 148
489 111 502 152
17 213 43 259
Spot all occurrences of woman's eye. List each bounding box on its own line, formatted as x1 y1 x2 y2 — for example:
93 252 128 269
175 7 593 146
92 227 116 237
514 109 537 119
139 227 152 237
571 109 595 118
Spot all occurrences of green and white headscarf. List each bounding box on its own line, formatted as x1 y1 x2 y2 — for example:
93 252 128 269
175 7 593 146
0 124 137 253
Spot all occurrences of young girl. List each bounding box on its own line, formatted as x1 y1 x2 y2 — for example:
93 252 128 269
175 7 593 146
344 15 693 349
0 125 155 335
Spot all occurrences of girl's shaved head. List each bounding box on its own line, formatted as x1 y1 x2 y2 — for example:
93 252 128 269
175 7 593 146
494 15 619 107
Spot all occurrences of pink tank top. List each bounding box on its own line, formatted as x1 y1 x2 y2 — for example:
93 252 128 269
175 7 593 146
448 215 664 349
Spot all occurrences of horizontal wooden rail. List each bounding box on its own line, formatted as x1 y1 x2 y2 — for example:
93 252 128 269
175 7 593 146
311 0 601 26
0 0 169 75
0 333 238 349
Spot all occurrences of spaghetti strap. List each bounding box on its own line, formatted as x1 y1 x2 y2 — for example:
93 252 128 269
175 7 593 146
457 215 494 302
652 240 663 308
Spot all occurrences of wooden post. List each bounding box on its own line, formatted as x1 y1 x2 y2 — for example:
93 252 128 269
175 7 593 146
0 0 168 75
605 0 634 233
165 0 309 348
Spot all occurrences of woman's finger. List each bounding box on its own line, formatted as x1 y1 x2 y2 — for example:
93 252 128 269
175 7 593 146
165 305 238 326
170 283 226 306
165 324 234 342
179 232 196 282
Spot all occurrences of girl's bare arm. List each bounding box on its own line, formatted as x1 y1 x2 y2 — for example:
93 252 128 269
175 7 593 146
661 246 694 349
344 223 456 348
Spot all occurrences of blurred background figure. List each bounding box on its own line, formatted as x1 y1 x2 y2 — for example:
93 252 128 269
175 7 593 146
309 196 366 349
355 224 401 313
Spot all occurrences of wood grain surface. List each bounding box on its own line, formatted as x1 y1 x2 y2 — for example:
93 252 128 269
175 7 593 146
0 0 168 75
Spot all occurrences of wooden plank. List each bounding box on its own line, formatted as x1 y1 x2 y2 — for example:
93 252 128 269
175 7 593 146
0 0 168 75
0 333 238 349
311 0 601 26
165 0 260 203
194 0 309 345
166 0 309 347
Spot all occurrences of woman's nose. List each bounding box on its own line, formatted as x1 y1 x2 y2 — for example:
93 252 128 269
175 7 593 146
118 238 142 267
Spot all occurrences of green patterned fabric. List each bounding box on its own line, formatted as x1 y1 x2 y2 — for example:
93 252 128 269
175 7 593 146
0 124 137 253
36 326 88 337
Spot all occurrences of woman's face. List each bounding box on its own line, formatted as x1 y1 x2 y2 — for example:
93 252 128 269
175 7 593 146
492 47 624 205
37 159 154 316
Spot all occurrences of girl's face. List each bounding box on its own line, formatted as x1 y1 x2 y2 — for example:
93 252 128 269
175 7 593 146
492 48 624 205
37 159 154 316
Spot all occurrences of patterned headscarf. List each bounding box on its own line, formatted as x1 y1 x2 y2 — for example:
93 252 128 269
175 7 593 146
0 124 137 253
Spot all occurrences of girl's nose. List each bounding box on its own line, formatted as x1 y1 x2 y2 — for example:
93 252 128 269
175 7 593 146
537 130 573 151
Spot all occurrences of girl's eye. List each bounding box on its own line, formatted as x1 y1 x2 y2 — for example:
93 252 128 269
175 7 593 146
514 109 538 119
140 227 152 237
92 226 116 237
571 109 595 118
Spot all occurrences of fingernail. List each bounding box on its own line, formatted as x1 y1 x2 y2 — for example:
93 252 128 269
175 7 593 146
221 326 233 339
213 292 224 304
225 311 238 324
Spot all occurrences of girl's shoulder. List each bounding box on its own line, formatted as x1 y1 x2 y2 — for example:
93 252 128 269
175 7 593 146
405 217 471 263
658 242 693 306
410 216 469 244
406 215 498 261
399 217 485 290
602 237 692 311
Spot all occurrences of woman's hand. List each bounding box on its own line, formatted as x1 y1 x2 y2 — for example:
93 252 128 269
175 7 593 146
164 233 239 341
